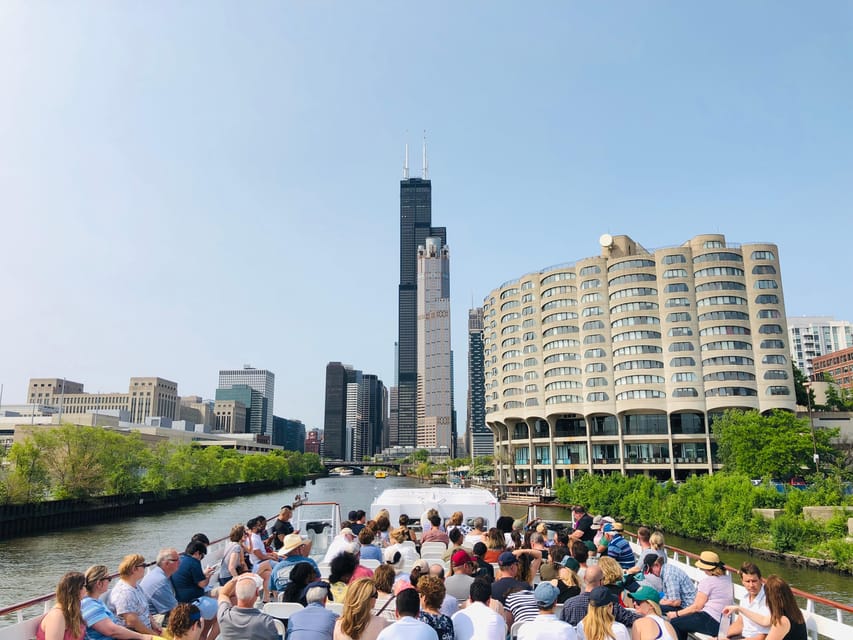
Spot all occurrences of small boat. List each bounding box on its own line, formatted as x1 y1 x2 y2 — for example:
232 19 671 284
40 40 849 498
329 466 354 476
374 469 388 479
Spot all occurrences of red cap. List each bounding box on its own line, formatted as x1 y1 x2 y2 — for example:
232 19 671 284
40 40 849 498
451 549 473 566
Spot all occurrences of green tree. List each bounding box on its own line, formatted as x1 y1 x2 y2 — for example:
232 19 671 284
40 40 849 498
412 449 430 462
793 365 815 407
32 424 106 499
302 452 323 473
98 431 153 495
415 461 432 480
3 440 50 502
822 375 853 411
713 409 837 480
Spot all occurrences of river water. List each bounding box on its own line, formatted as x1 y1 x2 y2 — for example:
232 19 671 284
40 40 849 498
1 475 850 614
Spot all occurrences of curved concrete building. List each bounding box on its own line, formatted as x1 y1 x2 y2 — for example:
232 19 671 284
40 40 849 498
483 234 794 484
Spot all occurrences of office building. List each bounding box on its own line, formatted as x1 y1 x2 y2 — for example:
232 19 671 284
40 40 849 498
305 428 322 455
483 233 794 484
214 399 247 433
416 237 453 453
272 416 306 452
323 362 352 459
812 347 853 391
215 384 262 433
217 366 274 435
787 316 853 378
27 376 178 423
397 148 447 448
467 307 492 457
179 396 216 429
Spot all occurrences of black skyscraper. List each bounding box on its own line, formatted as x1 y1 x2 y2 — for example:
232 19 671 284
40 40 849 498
397 176 446 447
323 362 350 459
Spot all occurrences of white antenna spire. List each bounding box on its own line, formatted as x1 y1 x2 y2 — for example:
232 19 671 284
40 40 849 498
422 130 429 179
403 140 409 179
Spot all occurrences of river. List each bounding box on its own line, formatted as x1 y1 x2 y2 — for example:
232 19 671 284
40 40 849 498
1 474 850 613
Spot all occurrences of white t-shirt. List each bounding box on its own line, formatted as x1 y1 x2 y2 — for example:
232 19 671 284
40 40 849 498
248 532 267 570
517 614 579 640
451 602 506 640
575 620 629 640
376 616 439 640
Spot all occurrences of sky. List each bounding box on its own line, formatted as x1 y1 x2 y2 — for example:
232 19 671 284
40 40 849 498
1 2 852 433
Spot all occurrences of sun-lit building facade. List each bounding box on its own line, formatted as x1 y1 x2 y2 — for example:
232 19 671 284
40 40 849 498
483 233 795 484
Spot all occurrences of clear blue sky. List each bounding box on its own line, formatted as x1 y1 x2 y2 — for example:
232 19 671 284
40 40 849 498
1 2 851 433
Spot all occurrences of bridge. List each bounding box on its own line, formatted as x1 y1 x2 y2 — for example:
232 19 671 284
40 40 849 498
322 460 402 473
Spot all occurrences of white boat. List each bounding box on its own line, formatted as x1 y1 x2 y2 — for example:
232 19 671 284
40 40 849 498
1 492 850 640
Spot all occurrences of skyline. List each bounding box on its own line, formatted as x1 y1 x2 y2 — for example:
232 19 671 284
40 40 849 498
2 3 852 433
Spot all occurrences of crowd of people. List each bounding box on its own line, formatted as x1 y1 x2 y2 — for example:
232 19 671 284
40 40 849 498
38 503 809 640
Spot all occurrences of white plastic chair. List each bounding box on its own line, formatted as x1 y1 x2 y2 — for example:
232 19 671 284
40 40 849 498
272 618 285 639
510 621 528 640
420 541 448 558
263 601 304 620
361 558 380 569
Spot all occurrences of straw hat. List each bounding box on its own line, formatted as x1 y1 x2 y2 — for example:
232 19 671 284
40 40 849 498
695 551 725 571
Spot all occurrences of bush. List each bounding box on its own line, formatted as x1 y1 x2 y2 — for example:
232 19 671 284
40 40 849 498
770 514 823 553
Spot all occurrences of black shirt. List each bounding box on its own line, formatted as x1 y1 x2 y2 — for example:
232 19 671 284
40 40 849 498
573 514 594 542
271 518 294 537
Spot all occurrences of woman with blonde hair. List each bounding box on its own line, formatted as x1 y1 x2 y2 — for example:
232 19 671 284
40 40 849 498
81 565 157 640
445 511 470 537
626 586 676 640
37 572 86 640
577 586 630 640
596 556 625 598
108 555 162 636
649 531 666 560
334 578 389 640
482 528 507 564
165 604 203 640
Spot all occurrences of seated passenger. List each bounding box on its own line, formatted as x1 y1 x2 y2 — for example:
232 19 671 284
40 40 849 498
386 527 420 565
108 555 162 636
139 548 180 622
216 575 278 640
334 577 389 640
39 572 86 640
421 515 449 545
324 528 358 564
280 562 319 606
329 552 359 603
170 542 219 639
166 603 203 640
271 533 320 594
246 517 276 602
288 580 339 640
82 565 153 640
360 528 384 562
217 526 249 587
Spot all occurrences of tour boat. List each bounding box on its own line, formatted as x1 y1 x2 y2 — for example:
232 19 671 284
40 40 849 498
0 491 850 640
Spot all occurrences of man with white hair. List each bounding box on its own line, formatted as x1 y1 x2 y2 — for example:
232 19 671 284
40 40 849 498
322 527 357 563
217 574 278 640
287 581 338 640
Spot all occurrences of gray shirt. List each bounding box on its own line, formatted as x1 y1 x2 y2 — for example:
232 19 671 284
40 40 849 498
217 601 279 640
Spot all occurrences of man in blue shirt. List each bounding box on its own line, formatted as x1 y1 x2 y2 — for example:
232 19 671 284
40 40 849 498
271 533 321 592
603 523 635 570
139 547 180 619
286 581 338 640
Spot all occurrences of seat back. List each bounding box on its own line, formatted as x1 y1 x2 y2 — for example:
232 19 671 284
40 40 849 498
326 601 345 616
262 601 304 620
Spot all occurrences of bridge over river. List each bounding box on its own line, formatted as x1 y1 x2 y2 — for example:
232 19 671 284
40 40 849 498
322 460 402 474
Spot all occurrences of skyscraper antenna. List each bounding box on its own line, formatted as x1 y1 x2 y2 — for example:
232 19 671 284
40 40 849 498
403 136 409 179
422 130 429 179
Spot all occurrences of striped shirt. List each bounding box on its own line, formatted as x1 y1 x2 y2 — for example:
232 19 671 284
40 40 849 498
505 590 539 625
605 534 635 570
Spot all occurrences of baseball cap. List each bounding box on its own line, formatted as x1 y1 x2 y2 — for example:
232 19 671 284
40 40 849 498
589 586 618 607
590 515 604 530
451 550 473 566
498 551 518 566
602 523 615 534
560 556 580 572
533 582 559 608
630 585 661 603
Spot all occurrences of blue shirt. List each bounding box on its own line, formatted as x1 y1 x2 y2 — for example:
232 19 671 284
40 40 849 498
606 534 636 570
361 544 383 562
270 556 320 592
81 596 121 640
172 554 206 602
139 565 178 615
286 603 338 640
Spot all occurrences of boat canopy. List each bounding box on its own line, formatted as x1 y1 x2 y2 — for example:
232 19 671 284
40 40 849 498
370 487 500 528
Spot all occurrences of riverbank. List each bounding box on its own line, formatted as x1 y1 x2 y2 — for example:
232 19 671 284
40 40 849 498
0 474 324 540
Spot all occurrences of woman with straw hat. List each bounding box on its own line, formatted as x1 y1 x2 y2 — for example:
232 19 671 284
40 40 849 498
626 585 676 640
667 551 734 640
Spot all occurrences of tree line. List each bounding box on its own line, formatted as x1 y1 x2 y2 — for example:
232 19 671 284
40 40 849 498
0 423 324 504
555 409 853 571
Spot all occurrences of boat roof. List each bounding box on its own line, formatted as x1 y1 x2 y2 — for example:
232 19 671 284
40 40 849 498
370 487 500 526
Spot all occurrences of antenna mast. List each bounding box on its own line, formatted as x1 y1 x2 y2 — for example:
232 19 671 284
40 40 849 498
403 139 409 179
422 130 429 179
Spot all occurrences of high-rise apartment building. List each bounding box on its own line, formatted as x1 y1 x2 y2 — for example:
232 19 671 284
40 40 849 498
484 233 794 484
416 237 453 453
397 163 446 448
787 316 853 378
467 307 492 457
217 366 274 435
